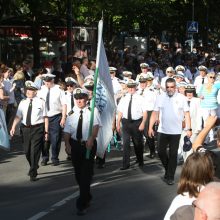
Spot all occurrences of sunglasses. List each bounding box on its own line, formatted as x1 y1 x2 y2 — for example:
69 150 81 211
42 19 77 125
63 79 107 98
192 200 203 211
166 86 175 89
209 76 216 79
66 84 74 87
167 71 173 73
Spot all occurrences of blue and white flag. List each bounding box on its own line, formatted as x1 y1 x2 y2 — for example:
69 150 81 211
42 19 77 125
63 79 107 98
95 20 116 158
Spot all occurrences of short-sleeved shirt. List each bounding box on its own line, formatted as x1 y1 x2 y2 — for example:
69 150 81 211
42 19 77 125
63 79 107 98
16 96 47 125
154 92 189 134
117 93 147 120
64 106 102 141
37 84 66 117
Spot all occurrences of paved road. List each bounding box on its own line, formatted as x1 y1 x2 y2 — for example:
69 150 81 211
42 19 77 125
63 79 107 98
0 136 181 220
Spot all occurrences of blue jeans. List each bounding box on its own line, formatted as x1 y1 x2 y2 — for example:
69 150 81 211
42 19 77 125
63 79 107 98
42 114 62 162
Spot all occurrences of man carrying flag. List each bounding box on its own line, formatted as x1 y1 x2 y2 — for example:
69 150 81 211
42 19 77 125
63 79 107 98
64 88 101 215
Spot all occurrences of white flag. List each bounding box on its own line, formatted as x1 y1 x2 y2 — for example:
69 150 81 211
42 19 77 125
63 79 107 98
95 20 116 158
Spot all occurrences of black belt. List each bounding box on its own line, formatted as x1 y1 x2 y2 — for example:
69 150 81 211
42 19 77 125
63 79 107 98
123 118 142 123
22 123 44 128
72 139 87 145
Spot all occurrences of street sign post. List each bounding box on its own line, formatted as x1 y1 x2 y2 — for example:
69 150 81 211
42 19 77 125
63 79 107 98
187 21 198 52
187 21 198 33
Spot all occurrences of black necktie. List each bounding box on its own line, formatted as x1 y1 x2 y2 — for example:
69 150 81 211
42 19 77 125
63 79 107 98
76 110 83 140
46 88 50 111
26 99 32 126
140 89 144 95
128 95 133 121
71 92 74 109
202 78 204 84
187 100 191 107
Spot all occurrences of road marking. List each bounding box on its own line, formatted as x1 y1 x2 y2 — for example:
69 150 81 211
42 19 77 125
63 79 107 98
27 182 101 220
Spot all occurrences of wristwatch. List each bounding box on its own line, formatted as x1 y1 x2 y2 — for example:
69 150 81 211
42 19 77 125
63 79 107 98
188 128 192 131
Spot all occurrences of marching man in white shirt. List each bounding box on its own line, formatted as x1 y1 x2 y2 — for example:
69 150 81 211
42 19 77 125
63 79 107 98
117 79 147 170
10 81 48 181
64 88 101 215
37 73 67 166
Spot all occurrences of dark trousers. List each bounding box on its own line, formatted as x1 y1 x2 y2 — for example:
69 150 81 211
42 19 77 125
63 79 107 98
70 139 97 210
6 103 16 130
144 111 155 154
122 118 144 167
42 114 62 162
21 124 44 177
157 132 181 180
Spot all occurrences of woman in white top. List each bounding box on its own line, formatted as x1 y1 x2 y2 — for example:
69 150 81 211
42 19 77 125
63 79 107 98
164 152 214 220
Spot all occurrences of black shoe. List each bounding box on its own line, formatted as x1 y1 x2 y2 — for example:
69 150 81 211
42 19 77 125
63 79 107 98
51 160 60 166
149 153 156 159
167 179 174 185
76 208 87 216
97 164 105 169
41 160 48 166
66 155 71 161
120 166 130 170
138 162 144 167
30 176 38 182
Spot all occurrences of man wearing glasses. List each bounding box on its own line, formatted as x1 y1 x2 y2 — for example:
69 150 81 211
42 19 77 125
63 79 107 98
149 78 192 185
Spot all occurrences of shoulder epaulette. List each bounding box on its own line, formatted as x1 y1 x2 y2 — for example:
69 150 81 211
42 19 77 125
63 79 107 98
39 97 45 102
68 110 74 116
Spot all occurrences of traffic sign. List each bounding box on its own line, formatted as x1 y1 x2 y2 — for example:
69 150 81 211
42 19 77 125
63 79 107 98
187 21 198 33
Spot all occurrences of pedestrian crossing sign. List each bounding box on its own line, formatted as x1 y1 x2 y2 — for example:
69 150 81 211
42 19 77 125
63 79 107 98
187 21 198 33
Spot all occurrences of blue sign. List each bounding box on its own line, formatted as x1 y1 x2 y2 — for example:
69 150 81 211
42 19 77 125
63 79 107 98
187 21 198 33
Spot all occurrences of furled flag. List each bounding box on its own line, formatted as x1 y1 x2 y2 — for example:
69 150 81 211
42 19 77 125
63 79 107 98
87 19 116 158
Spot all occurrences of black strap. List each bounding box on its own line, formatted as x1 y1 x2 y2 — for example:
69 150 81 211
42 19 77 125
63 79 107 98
71 92 74 109
26 99 32 126
76 110 83 140
46 88 50 111
187 100 191 107
127 95 133 121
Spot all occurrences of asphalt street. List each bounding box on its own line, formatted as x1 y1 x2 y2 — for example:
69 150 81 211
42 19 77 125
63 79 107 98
0 136 181 220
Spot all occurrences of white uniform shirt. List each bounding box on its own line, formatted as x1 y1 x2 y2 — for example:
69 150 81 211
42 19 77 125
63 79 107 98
194 75 208 93
64 90 76 114
143 86 158 111
111 77 122 95
37 85 66 117
16 97 47 125
64 106 102 141
154 92 189 134
117 93 147 120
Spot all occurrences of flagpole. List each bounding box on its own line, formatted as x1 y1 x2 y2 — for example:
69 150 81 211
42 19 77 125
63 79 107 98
86 19 103 159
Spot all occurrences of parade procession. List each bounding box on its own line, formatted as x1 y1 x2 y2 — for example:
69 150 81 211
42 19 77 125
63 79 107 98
1 1 220 219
